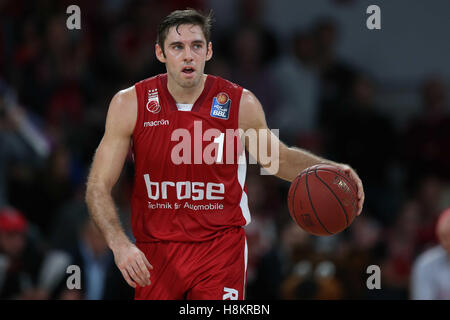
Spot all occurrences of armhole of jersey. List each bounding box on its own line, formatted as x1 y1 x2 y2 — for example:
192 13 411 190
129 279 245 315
132 82 144 140
235 86 251 226
235 86 244 130
235 86 245 148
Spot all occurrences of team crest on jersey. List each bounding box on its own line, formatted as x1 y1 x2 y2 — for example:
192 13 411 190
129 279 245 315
146 89 161 113
210 92 231 120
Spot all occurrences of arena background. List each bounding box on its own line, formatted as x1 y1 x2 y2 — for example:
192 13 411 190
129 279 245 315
0 0 449 300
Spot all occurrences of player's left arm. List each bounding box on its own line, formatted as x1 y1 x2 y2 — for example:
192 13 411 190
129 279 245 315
238 89 364 215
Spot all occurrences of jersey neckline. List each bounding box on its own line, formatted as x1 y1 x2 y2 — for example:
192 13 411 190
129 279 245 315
159 73 215 113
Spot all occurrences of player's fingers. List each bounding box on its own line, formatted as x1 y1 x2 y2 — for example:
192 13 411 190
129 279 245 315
345 168 363 199
356 178 364 200
136 256 151 285
120 268 136 288
341 166 356 183
140 253 153 271
127 263 145 287
131 260 149 287
357 190 365 216
354 177 364 216
342 167 364 216
357 179 364 200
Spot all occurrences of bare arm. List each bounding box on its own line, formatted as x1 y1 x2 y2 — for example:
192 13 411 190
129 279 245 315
238 89 365 215
85 87 152 287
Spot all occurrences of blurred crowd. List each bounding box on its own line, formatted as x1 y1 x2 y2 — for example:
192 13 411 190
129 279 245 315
0 0 449 300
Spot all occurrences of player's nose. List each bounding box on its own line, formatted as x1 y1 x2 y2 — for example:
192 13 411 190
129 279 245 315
183 47 193 62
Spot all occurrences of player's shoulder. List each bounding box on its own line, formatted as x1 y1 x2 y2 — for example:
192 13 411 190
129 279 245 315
111 85 137 109
240 88 258 105
209 74 242 92
208 75 255 106
135 74 163 87
237 88 266 131
106 85 138 134
114 74 165 106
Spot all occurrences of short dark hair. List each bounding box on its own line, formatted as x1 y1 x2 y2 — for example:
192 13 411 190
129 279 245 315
157 9 214 54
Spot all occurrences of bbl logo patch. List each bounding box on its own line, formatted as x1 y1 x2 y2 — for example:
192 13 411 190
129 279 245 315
210 92 231 120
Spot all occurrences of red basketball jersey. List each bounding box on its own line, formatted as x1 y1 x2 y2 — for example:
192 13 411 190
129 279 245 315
131 74 251 242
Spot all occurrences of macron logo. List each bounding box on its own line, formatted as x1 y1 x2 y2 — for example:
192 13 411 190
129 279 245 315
144 119 169 128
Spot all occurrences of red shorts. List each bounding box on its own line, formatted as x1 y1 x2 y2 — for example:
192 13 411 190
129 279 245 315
134 227 248 300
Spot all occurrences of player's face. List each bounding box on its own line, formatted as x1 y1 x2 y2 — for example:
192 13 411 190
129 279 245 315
156 24 212 89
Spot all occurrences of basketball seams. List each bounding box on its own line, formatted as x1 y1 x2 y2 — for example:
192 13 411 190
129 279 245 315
305 167 332 235
316 167 357 192
314 167 358 195
313 167 349 227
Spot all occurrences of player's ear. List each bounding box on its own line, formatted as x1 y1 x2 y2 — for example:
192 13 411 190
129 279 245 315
206 42 213 61
155 43 166 63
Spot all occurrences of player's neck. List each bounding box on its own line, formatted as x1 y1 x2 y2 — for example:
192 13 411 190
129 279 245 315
167 74 207 104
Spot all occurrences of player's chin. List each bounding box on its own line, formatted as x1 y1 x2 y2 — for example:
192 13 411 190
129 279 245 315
179 80 195 88
179 75 199 88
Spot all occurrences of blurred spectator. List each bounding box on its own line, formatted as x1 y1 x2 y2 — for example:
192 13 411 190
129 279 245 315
278 221 347 299
205 54 232 80
334 214 383 299
314 17 358 137
0 79 50 209
326 74 399 225
410 208 450 299
213 0 279 66
244 170 281 298
271 30 321 146
247 219 314 299
57 217 133 300
374 202 422 299
403 76 450 183
281 259 344 300
0 207 67 299
48 186 90 252
212 0 280 123
228 25 280 122
11 18 44 113
0 207 35 299
49 162 134 252
9 145 75 237
411 174 448 252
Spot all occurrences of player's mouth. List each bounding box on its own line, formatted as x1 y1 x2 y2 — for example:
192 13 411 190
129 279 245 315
181 66 195 76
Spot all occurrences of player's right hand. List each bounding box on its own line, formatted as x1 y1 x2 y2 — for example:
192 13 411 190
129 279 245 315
112 242 153 288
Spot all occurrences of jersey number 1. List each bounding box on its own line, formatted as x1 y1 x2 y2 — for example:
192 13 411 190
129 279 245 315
213 133 224 163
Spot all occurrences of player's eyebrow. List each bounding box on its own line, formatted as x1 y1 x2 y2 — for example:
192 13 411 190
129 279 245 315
169 40 205 47
169 41 183 47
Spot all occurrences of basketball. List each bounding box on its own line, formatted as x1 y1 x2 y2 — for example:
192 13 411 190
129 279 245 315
288 164 358 236
146 100 161 113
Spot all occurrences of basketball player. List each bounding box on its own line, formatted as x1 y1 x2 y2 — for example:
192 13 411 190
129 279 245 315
85 9 364 300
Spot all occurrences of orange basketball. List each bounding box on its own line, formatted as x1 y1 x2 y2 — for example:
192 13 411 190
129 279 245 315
287 164 358 236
